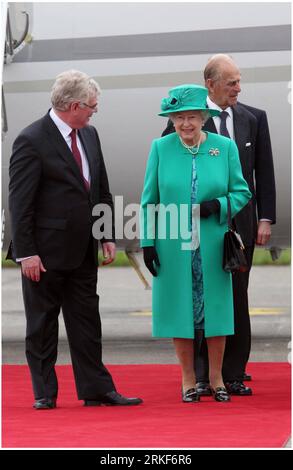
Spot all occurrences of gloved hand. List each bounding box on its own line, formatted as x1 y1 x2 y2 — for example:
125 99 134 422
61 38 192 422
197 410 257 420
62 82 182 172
200 199 220 218
143 246 160 277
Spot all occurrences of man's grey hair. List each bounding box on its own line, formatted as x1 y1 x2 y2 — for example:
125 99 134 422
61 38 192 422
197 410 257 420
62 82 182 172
204 53 236 82
51 69 101 111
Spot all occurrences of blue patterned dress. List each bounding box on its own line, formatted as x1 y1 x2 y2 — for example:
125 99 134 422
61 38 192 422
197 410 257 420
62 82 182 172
191 155 205 330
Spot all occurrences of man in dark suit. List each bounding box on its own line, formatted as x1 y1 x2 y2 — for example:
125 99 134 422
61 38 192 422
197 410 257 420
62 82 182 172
162 54 276 395
8 70 142 409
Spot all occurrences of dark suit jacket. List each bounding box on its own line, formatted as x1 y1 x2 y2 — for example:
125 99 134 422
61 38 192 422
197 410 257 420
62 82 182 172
237 102 276 224
162 103 276 246
8 112 115 270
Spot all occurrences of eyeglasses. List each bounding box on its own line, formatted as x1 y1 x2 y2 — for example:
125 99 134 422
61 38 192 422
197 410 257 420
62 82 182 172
173 115 202 125
79 102 98 111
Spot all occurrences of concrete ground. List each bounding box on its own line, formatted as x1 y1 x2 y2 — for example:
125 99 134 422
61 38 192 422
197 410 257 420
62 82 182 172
1 265 291 364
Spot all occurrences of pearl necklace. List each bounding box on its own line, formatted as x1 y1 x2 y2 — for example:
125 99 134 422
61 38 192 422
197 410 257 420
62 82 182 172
179 135 202 155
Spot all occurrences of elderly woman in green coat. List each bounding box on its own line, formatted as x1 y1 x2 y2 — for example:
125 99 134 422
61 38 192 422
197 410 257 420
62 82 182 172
140 84 251 403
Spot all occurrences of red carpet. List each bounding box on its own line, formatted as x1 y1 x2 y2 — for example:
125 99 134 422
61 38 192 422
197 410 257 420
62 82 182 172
2 363 291 448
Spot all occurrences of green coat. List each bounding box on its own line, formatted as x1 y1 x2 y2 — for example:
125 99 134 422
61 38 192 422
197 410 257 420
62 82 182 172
140 131 251 338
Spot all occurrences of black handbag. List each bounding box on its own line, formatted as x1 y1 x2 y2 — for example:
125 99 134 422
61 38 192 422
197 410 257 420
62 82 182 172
223 197 248 273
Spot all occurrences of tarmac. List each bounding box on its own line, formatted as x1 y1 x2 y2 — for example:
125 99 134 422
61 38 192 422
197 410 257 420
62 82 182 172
1 265 291 364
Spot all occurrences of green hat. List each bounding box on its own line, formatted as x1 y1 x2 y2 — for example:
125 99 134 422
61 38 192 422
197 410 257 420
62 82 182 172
159 84 220 117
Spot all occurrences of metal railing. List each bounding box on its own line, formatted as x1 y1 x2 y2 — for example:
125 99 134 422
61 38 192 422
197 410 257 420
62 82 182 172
4 7 29 63
2 85 8 138
2 7 30 137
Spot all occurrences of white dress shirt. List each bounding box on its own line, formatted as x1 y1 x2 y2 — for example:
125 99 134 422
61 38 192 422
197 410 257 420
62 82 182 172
49 108 90 184
206 96 234 140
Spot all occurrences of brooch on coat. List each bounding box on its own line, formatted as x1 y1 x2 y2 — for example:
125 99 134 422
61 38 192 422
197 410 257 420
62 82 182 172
208 148 220 156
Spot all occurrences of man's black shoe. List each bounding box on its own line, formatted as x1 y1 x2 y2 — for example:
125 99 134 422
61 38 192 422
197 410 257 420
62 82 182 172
242 373 252 382
225 381 252 396
84 391 143 406
195 382 212 396
33 398 57 409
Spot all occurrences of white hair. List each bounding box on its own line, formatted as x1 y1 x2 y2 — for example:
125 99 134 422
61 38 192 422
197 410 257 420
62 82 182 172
51 69 100 111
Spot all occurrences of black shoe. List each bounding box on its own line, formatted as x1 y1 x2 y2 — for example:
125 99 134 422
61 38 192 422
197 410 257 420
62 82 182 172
196 381 212 396
182 388 200 403
225 381 252 396
212 387 231 402
84 391 143 406
33 398 57 410
242 373 252 382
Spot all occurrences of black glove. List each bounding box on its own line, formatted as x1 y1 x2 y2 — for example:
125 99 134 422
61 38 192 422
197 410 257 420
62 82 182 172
143 246 160 277
200 199 220 218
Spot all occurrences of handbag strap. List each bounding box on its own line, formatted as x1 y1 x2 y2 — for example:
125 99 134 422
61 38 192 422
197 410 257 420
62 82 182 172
227 196 233 230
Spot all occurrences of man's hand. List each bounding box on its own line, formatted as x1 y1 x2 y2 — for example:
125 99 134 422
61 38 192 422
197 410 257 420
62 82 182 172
102 242 116 265
21 255 47 282
256 221 272 245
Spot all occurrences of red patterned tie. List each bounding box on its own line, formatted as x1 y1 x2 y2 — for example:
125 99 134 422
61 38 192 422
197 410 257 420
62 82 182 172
70 129 90 191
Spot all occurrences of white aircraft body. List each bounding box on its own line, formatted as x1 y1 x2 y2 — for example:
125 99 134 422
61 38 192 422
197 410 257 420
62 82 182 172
2 2 291 252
